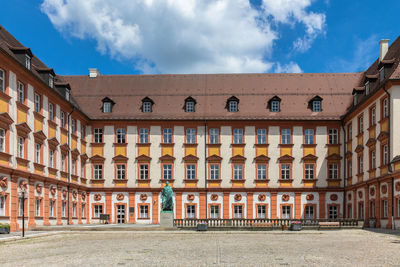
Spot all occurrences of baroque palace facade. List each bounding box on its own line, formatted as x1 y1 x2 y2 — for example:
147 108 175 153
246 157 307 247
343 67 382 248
0 26 400 231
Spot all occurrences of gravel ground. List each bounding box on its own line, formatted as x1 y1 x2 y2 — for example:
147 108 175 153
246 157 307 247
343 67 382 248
1 230 399 266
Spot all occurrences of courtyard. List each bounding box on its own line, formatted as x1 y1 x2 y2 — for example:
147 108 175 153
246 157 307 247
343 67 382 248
0 229 399 266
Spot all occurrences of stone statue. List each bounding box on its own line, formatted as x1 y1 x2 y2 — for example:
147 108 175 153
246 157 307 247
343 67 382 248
161 181 173 212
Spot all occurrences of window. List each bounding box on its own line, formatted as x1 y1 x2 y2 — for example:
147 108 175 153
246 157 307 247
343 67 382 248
281 129 291 144
0 196 5 216
116 164 126 179
139 128 149 143
228 100 238 112
0 128 4 152
18 197 24 216
329 206 338 219
305 164 314 179
49 74 54 88
210 205 219 219
18 136 24 158
17 82 24 103
70 119 76 133
94 205 103 218
82 204 86 218
328 129 338 144
281 164 291 180
34 93 41 113
72 159 76 175
282 206 291 219
36 198 41 216
382 98 388 118
304 205 314 219
370 107 376 126
328 163 338 179
73 203 77 217
379 67 385 82
186 205 195 219
234 205 243 218
48 103 54 120
370 201 375 218
143 101 152 113
304 129 314 144
257 129 267 144
271 101 280 112
25 54 31 70
371 150 376 170
140 205 149 218
383 200 388 218
62 201 66 217
81 125 85 140
35 143 41 164
185 101 195 112
94 164 103 180
163 128 172 144
348 160 352 178
65 89 70 101
209 128 219 144
116 128 126 143
139 164 149 180
186 128 196 144
365 81 370 95
81 163 85 177
358 116 364 134
210 164 220 180
186 164 196 180
233 164 243 180
358 202 364 219
358 156 363 174
0 69 4 93
49 201 55 217
60 154 65 172
103 102 112 113
233 128 243 144
347 124 352 141
312 101 321 112
257 164 267 180
94 128 103 143
61 111 65 128
257 205 267 219
163 164 172 180
383 144 389 165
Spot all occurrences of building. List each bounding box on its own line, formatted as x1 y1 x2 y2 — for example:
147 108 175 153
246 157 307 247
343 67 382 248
0 25 399 231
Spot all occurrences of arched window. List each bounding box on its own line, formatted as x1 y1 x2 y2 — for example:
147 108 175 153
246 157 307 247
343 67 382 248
101 97 115 113
226 96 239 112
141 97 154 113
308 96 323 112
267 96 281 112
184 96 196 113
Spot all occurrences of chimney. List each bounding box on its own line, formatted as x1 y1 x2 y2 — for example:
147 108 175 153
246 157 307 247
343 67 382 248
379 39 389 62
89 68 101 78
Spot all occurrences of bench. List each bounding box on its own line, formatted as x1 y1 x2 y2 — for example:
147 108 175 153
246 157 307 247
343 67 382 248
253 222 274 227
99 214 110 224
318 221 340 230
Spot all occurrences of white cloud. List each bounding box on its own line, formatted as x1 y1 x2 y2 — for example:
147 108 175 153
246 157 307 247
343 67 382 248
274 62 303 73
41 0 325 74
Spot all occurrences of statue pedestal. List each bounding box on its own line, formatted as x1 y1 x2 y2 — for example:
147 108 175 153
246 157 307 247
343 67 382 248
160 212 174 228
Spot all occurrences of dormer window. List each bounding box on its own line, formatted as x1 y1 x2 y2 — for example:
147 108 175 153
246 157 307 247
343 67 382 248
101 97 115 113
308 96 323 112
226 96 239 112
365 81 370 95
184 96 196 113
25 54 31 70
49 74 54 88
141 97 154 113
267 96 281 112
379 67 385 82
65 89 70 101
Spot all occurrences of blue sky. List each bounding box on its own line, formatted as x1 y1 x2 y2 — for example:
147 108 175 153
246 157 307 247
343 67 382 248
1 0 399 75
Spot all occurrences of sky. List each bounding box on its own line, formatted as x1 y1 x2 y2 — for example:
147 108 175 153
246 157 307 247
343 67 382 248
1 0 399 75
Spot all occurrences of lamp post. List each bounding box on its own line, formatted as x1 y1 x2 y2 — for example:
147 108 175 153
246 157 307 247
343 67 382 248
19 187 26 237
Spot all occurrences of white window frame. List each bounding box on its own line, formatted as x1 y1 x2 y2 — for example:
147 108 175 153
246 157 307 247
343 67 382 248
228 101 238 112
233 128 243 144
116 164 126 180
50 201 55 217
71 119 76 133
61 154 66 171
383 144 389 165
328 163 338 179
19 197 24 216
140 205 149 218
282 206 291 219
312 100 321 112
305 164 314 180
383 98 388 118
116 128 126 143
257 205 266 219
94 128 103 143
371 107 376 125
371 151 376 170
257 129 267 144
304 129 314 144
186 204 196 219
210 205 219 219
34 93 41 113
94 205 103 218
328 129 338 144
36 198 41 216
271 100 280 112
49 74 54 88
0 128 5 152
0 195 5 216
143 101 152 113
234 205 243 219
35 143 41 164
103 102 112 113
210 164 220 180
139 164 149 180
383 200 388 218
0 69 4 93
72 202 77 218
139 128 149 143
209 128 219 144
25 54 31 70
82 203 86 218
329 206 338 219
62 201 66 217
304 205 314 219
281 129 291 144
281 164 290 180
186 128 196 144
365 81 370 95
163 164 172 180
48 103 54 120
233 164 243 180
186 164 196 180
94 164 103 180
17 81 24 103
49 149 54 168
379 67 385 82
18 136 24 158
185 101 195 112
257 164 267 180
163 128 172 144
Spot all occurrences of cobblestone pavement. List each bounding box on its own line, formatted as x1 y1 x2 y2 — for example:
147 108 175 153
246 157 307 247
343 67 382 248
1 229 399 266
